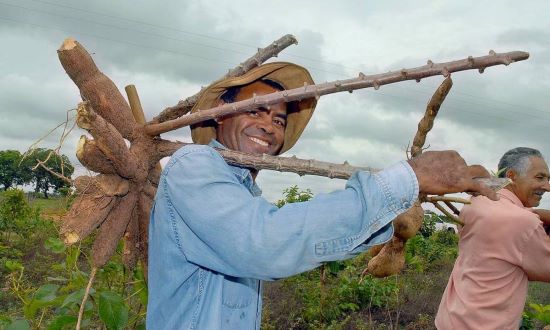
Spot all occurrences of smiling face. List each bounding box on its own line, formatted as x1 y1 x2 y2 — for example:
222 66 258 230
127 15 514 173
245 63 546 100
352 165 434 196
215 81 287 155
507 156 550 207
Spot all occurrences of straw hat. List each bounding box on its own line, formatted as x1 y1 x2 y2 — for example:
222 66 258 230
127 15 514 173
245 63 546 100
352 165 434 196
190 62 317 154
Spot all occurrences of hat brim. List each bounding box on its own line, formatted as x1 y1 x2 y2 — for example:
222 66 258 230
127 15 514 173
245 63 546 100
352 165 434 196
190 62 317 154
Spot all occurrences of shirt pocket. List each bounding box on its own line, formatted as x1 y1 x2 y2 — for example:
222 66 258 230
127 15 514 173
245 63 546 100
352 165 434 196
222 276 257 308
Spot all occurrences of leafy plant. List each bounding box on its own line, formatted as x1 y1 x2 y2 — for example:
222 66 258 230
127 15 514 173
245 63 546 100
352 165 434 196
525 303 550 326
276 185 313 207
418 212 438 238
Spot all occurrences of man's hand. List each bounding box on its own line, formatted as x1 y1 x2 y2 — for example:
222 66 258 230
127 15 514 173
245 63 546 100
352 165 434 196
531 209 550 226
408 150 497 200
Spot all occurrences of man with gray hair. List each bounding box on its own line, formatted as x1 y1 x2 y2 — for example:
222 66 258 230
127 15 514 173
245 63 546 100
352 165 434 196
436 147 550 330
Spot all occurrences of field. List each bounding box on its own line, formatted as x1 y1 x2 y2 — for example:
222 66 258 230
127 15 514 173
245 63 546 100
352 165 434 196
1 190 550 329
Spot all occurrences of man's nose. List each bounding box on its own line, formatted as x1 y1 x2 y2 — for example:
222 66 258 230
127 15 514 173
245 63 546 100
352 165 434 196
256 114 274 133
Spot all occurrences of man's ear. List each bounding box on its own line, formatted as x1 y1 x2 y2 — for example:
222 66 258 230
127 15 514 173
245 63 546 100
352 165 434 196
506 169 517 182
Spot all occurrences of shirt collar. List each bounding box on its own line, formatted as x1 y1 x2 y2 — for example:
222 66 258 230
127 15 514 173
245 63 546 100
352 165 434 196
207 139 262 197
497 189 524 207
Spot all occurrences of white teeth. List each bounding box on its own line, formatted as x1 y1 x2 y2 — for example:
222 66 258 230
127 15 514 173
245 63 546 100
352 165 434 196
249 137 268 147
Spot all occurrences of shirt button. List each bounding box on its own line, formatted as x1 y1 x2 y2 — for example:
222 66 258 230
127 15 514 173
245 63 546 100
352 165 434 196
402 201 411 209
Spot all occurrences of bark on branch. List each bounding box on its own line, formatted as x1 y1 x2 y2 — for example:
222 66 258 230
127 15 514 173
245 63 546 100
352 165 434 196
145 51 529 136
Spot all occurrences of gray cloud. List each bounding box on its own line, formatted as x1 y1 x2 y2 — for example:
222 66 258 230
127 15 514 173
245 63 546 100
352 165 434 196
1 0 550 209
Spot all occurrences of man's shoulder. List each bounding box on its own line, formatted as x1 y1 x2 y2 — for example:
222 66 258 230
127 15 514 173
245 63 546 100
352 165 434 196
464 195 538 227
169 144 225 162
164 144 226 174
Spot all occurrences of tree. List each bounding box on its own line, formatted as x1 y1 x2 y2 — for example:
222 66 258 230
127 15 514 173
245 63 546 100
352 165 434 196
0 150 25 190
23 148 74 198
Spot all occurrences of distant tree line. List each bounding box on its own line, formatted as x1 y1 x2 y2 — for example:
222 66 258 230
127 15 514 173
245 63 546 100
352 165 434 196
0 149 73 198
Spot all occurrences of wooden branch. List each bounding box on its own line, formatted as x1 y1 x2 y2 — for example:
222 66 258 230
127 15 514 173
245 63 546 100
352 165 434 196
155 139 374 179
36 162 73 184
145 50 529 136
411 77 453 157
155 139 510 190
424 195 470 204
58 38 138 140
152 34 298 124
444 201 461 216
433 202 464 226
77 102 138 179
126 85 163 183
76 267 97 330
125 85 147 124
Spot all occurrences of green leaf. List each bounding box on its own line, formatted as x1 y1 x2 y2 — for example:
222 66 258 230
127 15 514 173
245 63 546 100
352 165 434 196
47 315 77 330
4 259 23 272
6 319 30 330
325 261 342 275
98 291 129 330
23 284 59 319
133 268 148 306
44 237 66 253
34 284 59 302
60 288 83 308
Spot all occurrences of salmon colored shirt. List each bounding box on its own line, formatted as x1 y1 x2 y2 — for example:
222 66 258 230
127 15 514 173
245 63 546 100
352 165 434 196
435 189 550 330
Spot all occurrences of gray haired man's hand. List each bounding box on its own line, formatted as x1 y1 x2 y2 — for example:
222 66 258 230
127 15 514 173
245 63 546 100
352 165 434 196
407 150 498 200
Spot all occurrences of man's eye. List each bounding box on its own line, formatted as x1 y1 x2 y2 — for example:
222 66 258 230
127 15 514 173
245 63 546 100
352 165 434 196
248 111 259 117
274 119 286 127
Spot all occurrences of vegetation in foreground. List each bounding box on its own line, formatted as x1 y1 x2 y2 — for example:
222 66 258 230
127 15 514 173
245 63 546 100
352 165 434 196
1 187 549 329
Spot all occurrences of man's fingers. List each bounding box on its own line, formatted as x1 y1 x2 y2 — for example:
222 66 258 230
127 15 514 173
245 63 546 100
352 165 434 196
467 164 498 200
467 179 498 201
467 165 491 179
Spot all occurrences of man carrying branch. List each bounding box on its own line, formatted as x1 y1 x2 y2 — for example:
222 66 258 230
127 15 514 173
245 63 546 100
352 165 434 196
436 147 550 330
146 62 496 329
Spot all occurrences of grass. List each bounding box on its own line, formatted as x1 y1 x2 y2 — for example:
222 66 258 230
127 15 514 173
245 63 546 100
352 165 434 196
2 189 550 329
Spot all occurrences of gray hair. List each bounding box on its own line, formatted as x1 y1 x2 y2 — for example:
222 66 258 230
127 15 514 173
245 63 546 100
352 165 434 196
497 147 544 178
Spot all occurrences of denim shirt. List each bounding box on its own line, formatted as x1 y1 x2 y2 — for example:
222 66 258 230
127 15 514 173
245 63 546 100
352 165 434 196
147 141 419 330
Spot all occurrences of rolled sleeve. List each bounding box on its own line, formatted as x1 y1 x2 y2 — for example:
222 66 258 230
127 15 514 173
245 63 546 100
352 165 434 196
522 224 550 282
347 160 419 253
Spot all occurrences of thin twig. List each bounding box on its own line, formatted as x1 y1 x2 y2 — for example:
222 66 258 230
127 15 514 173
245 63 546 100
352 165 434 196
76 267 97 330
35 161 73 184
432 202 464 226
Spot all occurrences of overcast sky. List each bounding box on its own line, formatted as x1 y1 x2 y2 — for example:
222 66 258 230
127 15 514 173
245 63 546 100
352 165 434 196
1 0 549 209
